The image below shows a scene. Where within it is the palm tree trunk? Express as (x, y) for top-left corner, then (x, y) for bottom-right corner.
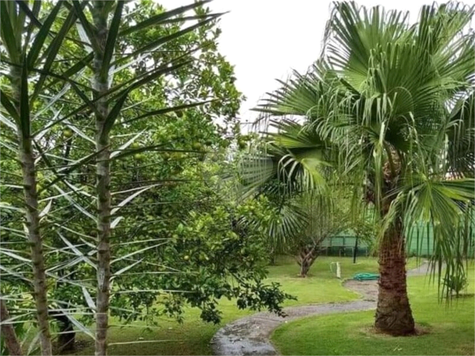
(91, 3), (111, 355)
(12, 65), (52, 356)
(299, 259), (311, 277)
(269, 247), (276, 265)
(1, 298), (23, 356)
(375, 219), (415, 335)
(297, 246), (318, 277)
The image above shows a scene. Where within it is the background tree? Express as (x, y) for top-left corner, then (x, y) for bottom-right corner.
(293, 193), (349, 277)
(245, 189), (351, 277)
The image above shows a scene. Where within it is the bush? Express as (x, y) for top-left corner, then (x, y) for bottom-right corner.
(443, 274), (468, 298)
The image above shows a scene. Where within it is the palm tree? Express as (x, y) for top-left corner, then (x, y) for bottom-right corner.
(291, 192), (350, 277)
(247, 2), (474, 336)
(0, 2), (76, 353)
(244, 188), (351, 277)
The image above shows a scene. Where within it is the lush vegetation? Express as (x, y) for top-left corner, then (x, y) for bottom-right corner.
(273, 272), (475, 355)
(0, 0), (474, 355)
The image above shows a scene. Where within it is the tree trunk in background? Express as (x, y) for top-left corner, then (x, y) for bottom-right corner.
(297, 246), (318, 277)
(1, 298), (23, 356)
(52, 312), (75, 353)
(91, 2), (111, 355)
(375, 219), (415, 335)
(12, 64), (52, 356)
(353, 237), (358, 264)
(269, 247), (276, 265)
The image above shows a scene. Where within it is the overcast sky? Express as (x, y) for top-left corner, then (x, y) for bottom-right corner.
(160, 0), (463, 125)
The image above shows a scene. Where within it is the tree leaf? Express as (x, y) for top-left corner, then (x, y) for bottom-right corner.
(119, 0), (212, 36)
(0, 112), (17, 131)
(0, 1), (20, 63)
(110, 242), (169, 265)
(82, 286), (96, 311)
(112, 258), (143, 277)
(100, 0), (124, 80)
(100, 88), (130, 140)
(110, 131), (143, 158)
(26, 1), (63, 68)
(0, 90), (20, 125)
(31, 6), (78, 102)
(110, 185), (157, 215)
(15, 0), (42, 28)
(123, 100), (213, 124)
(114, 15), (221, 65)
(71, 1), (102, 53)
(18, 57), (30, 138)
(38, 200), (52, 218)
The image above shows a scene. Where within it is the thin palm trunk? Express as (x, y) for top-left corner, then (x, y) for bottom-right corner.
(1, 298), (23, 356)
(91, 3), (111, 355)
(12, 65), (52, 356)
(375, 217), (415, 335)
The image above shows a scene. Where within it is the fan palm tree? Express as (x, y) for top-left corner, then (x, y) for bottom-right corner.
(244, 187), (352, 277)
(247, 2), (474, 336)
(290, 192), (351, 277)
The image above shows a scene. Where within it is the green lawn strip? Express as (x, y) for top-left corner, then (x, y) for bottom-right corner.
(71, 300), (251, 355)
(272, 273), (475, 356)
(56, 256), (422, 355)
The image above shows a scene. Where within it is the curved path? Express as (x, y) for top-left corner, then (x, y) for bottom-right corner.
(211, 262), (431, 356)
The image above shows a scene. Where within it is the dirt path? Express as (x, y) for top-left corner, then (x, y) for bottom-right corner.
(211, 262), (431, 356)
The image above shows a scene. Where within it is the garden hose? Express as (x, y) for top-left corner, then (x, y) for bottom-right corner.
(353, 272), (379, 281)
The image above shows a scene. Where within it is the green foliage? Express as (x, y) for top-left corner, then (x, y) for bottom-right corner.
(443, 274), (468, 298)
(0, 322), (26, 356)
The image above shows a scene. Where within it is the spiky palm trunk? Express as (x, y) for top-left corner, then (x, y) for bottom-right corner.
(91, 3), (111, 355)
(11, 65), (52, 356)
(1, 298), (23, 356)
(375, 217), (415, 335)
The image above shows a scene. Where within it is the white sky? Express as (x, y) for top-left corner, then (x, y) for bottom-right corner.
(160, 0), (469, 126)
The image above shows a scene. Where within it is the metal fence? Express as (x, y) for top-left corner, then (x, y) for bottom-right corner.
(323, 224), (474, 258)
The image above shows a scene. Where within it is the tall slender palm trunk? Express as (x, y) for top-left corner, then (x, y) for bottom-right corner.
(12, 65), (52, 356)
(91, 3), (111, 355)
(1, 298), (23, 356)
(375, 217), (415, 335)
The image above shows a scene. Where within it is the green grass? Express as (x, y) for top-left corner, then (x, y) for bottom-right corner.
(67, 256), (388, 355)
(272, 270), (475, 356)
(267, 255), (419, 306)
(34, 256), (422, 355)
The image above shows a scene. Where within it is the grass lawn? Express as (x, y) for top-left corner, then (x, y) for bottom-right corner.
(66, 256), (397, 355)
(272, 270), (475, 356)
(21, 256), (422, 355)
